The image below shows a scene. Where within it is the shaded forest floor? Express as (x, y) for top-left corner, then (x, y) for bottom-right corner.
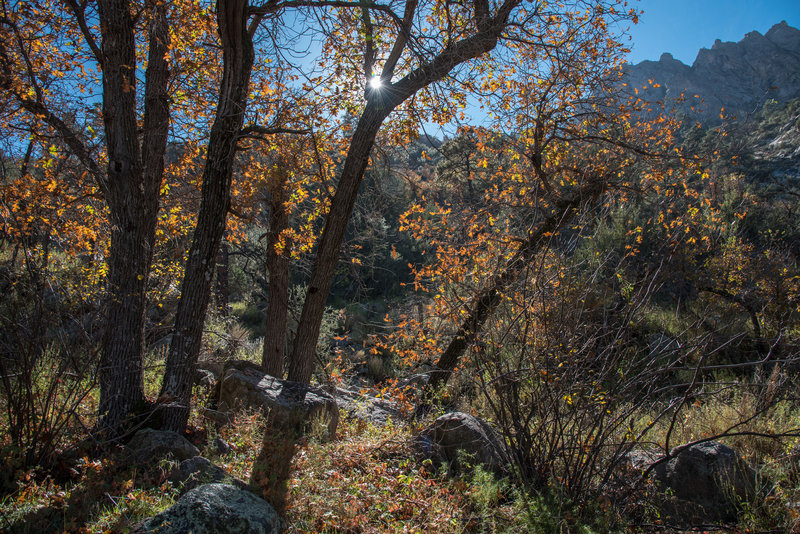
(2, 360), (800, 533)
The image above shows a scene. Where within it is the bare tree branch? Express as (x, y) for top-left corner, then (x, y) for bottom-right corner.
(62, 0), (104, 66)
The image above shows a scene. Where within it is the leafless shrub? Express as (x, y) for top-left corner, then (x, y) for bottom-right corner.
(0, 263), (99, 486)
(467, 243), (800, 507)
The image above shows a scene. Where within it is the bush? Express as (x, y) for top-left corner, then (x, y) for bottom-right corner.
(0, 265), (98, 488)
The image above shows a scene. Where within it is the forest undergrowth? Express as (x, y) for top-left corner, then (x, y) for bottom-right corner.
(2, 336), (800, 533)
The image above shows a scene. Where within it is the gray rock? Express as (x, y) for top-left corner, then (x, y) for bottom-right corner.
(416, 412), (509, 473)
(135, 483), (280, 534)
(212, 437), (231, 455)
(197, 358), (224, 380)
(621, 448), (665, 471)
(216, 360), (339, 440)
(127, 428), (200, 464)
(170, 456), (246, 494)
(195, 368), (217, 388)
(334, 387), (400, 426)
(653, 441), (759, 521)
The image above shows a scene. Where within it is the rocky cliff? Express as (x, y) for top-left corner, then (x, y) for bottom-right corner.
(622, 21), (800, 121)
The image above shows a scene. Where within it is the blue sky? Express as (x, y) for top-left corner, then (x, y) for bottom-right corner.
(625, 0), (800, 65)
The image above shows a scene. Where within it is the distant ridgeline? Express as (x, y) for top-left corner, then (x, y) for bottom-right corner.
(621, 21), (800, 123)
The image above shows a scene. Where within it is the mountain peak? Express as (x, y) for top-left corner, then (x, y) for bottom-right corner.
(623, 22), (800, 122)
(765, 20), (800, 50)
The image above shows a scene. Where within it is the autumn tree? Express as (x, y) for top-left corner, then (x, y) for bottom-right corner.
(264, 0), (642, 384)
(0, 0), (174, 433)
(157, 0), (257, 431)
(380, 41), (699, 403)
(255, 133), (333, 376)
(157, 0), (331, 429)
(0, 0), (279, 435)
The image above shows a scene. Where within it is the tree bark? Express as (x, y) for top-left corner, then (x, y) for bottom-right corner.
(288, 103), (388, 383)
(215, 239), (230, 316)
(160, 0), (255, 433)
(97, 0), (170, 435)
(262, 167), (291, 377)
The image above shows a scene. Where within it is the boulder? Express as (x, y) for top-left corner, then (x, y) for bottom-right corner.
(334, 387), (400, 426)
(127, 428), (199, 464)
(216, 360), (339, 440)
(169, 456), (246, 494)
(652, 441), (759, 521)
(212, 437), (232, 455)
(134, 483), (280, 534)
(197, 358), (225, 380)
(195, 368), (217, 388)
(622, 448), (665, 471)
(416, 412), (508, 473)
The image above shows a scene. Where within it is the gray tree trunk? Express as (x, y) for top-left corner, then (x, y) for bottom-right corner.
(262, 168), (291, 377)
(97, 0), (170, 434)
(160, 0), (255, 433)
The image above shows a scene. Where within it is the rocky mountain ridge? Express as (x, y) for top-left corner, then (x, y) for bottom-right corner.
(623, 21), (800, 121)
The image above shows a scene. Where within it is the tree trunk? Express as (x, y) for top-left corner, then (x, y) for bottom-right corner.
(288, 103), (388, 383)
(97, 0), (170, 435)
(215, 239), (230, 316)
(262, 167), (291, 377)
(160, 0), (254, 433)
(420, 181), (606, 404)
